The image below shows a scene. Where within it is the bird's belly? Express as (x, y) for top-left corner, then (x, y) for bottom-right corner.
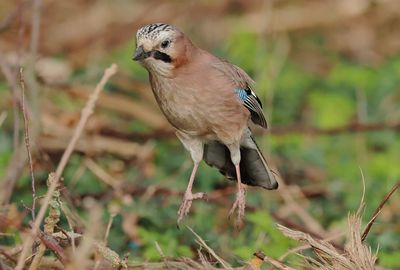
(160, 99), (245, 144)
(151, 78), (248, 143)
(160, 101), (210, 136)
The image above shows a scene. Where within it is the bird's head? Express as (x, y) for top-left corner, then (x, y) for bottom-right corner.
(133, 23), (192, 77)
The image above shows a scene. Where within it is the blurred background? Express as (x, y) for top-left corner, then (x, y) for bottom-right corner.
(0, 0), (400, 269)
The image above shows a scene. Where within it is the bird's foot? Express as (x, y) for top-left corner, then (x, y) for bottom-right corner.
(228, 186), (246, 228)
(177, 191), (205, 224)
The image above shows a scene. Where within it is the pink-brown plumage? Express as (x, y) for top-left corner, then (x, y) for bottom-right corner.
(146, 35), (249, 142)
(133, 23), (277, 226)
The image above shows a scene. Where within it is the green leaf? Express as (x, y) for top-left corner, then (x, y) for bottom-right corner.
(309, 91), (355, 128)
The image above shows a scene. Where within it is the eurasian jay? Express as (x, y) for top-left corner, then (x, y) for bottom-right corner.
(132, 23), (278, 225)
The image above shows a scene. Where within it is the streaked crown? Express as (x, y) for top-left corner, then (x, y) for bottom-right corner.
(133, 23), (191, 76)
(136, 23), (176, 41)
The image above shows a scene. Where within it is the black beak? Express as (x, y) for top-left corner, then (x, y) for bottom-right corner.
(132, 45), (148, 61)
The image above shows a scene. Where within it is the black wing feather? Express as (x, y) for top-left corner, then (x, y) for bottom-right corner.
(238, 88), (268, 128)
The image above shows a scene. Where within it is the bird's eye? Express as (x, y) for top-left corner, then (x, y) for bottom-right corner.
(161, 40), (170, 49)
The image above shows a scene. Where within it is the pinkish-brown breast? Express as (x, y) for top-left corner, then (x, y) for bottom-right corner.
(150, 48), (250, 144)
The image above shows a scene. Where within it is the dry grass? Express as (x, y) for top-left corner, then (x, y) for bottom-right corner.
(277, 208), (376, 270)
(136, 206), (379, 270)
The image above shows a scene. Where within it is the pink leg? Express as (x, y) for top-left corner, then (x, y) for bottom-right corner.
(228, 164), (246, 227)
(177, 163), (205, 223)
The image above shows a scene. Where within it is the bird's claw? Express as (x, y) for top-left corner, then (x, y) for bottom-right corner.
(228, 187), (246, 228)
(177, 192), (205, 224)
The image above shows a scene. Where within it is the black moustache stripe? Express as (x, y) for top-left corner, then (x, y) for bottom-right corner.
(152, 50), (172, 63)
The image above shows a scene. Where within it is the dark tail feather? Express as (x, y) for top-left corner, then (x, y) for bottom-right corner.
(203, 139), (278, 190)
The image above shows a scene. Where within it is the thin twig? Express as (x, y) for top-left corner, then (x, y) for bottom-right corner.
(25, 0), (41, 143)
(155, 242), (171, 270)
(359, 167), (366, 209)
(15, 0), (28, 150)
(361, 179), (400, 242)
(187, 226), (232, 269)
(254, 251), (296, 270)
(19, 67), (36, 221)
(60, 206), (77, 254)
(103, 214), (115, 245)
(15, 64), (117, 270)
(84, 158), (121, 190)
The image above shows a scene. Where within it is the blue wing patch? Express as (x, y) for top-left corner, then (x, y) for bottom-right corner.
(235, 88), (268, 128)
(235, 89), (248, 102)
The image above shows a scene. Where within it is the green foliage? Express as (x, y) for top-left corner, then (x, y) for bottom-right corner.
(64, 156), (105, 195)
(273, 63), (315, 124)
(241, 211), (296, 258)
(110, 43), (148, 80)
(137, 227), (192, 261)
(224, 30), (259, 74)
(328, 62), (378, 91)
(308, 91), (355, 128)
(379, 250), (400, 268)
(0, 152), (11, 179)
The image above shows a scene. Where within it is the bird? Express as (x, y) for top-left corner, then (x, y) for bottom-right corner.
(132, 23), (278, 225)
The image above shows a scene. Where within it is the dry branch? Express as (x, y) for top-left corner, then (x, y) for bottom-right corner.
(188, 227), (232, 269)
(361, 179), (400, 242)
(40, 134), (150, 159)
(84, 158), (121, 191)
(19, 68), (37, 221)
(15, 64), (117, 270)
(253, 251), (295, 270)
(65, 85), (168, 129)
